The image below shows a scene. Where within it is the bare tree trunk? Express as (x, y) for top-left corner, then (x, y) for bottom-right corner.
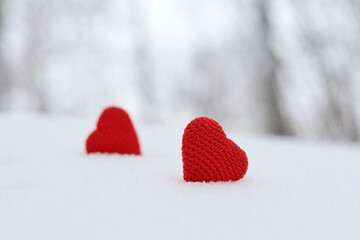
(257, 0), (292, 135)
(0, 0), (11, 110)
(23, 0), (49, 112)
(128, 0), (158, 122)
(304, 34), (359, 141)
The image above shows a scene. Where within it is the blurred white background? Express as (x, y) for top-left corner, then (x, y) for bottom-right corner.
(0, 0), (359, 142)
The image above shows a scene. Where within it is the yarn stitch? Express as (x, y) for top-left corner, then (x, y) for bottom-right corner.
(86, 106), (141, 155)
(182, 117), (248, 182)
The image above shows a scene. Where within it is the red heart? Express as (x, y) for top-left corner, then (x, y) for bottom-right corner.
(86, 107), (141, 155)
(182, 117), (248, 182)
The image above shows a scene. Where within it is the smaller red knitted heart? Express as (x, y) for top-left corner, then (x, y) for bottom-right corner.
(182, 117), (248, 182)
(86, 106), (141, 155)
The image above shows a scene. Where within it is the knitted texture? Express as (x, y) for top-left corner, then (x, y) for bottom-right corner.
(86, 106), (141, 155)
(182, 117), (248, 182)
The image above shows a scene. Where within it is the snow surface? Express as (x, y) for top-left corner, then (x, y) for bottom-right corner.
(1, 114), (360, 240)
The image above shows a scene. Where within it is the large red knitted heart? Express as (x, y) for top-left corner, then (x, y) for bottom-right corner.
(182, 117), (248, 182)
(86, 107), (141, 155)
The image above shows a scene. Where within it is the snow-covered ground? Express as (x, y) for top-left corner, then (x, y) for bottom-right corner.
(1, 114), (360, 240)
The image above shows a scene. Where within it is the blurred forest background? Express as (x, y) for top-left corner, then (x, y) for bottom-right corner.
(0, 0), (359, 142)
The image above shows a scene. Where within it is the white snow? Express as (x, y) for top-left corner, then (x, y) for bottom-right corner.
(0, 114), (360, 240)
